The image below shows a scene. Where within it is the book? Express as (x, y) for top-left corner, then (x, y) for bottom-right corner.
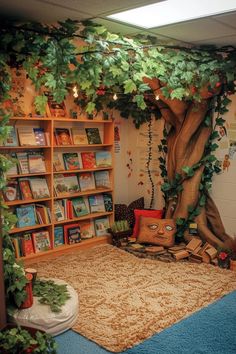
(94, 170), (111, 189)
(32, 230), (51, 253)
(63, 152), (81, 170)
(85, 128), (102, 144)
(6, 153), (18, 176)
(12, 238), (21, 258)
(95, 151), (112, 167)
(21, 233), (34, 256)
(103, 193), (113, 212)
(72, 197), (89, 217)
(16, 205), (37, 228)
(71, 125), (88, 145)
(16, 152), (29, 174)
(28, 152), (46, 173)
(54, 226), (64, 247)
(46, 93), (67, 117)
(54, 128), (72, 145)
(54, 174), (67, 196)
(35, 204), (50, 224)
(81, 152), (96, 169)
(17, 126), (37, 146)
(53, 201), (65, 221)
(64, 223), (81, 244)
(3, 179), (19, 202)
(88, 194), (105, 213)
(79, 220), (95, 239)
(4, 126), (18, 146)
(29, 177), (50, 199)
(33, 128), (46, 146)
(94, 216), (110, 236)
(63, 174), (80, 194)
(78, 172), (95, 191)
(18, 178), (33, 200)
(53, 152), (65, 171)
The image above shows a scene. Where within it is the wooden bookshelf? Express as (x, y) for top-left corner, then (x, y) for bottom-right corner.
(1, 114), (114, 260)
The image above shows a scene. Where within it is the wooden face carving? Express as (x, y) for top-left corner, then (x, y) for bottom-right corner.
(137, 217), (176, 247)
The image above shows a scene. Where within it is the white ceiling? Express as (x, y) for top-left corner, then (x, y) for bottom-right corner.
(1, 0), (236, 47)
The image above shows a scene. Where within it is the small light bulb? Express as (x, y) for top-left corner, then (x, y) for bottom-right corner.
(73, 85), (78, 98)
(113, 93), (118, 101)
(155, 94), (160, 101)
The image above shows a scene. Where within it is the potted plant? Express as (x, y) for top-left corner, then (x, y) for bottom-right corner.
(227, 237), (236, 271)
(0, 325), (57, 354)
(109, 220), (133, 247)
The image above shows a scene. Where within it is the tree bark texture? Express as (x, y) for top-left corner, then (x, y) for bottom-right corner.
(146, 78), (231, 248)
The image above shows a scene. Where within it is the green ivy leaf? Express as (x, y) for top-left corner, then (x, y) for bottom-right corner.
(34, 95), (48, 115)
(124, 79), (137, 93)
(182, 166), (194, 177)
(86, 102), (96, 114)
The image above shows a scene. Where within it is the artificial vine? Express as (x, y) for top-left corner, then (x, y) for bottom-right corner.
(33, 279), (71, 313)
(146, 118), (155, 209)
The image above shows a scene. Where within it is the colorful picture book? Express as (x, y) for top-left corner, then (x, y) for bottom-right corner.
(63, 152), (81, 170)
(16, 205), (37, 228)
(54, 226), (64, 247)
(17, 127), (37, 146)
(32, 230), (51, 253)
(88, 194), (105, 213)
(81, 152), (96, 169)
(29, 177), (50, 199)
(4, 126), (18, 146)
(78, 172), (95, 191)
(94, 216), (110, 236)
(28, 152), (46, 173)
(53, 201), (65, 221)
(64, 223), (81, 244)
(94, 170), (110, 189)
(53, 153), (65, 172)
(54, 173), (79, 196)
(21, 233), (34, 256)
(85, 128), (102, 144)
(103, 193), (113, 212)
(79, 220), (95, 239)
(3, 179), (19, 202)
(54, 128), (72, 145)
(16, 152), (30, 174)
(18, 178), (33, 200)
(71, 125), (88, 145)
(95, 151), (112, 167)
(72, 197), (89, 217)
(33, 128), (46, 146)
(46, 93), (67, 117)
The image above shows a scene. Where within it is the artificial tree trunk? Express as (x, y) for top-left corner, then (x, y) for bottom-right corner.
(145, 78), (231, 249)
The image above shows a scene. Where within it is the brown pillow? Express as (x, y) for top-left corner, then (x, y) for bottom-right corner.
(137, 216), (176, 247)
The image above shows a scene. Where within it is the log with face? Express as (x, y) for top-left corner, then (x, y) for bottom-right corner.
(137, 217), (176, 247)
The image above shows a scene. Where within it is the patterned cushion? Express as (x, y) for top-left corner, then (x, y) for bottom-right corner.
(133, 209), (164, 238)
(114, 197), (144, 229)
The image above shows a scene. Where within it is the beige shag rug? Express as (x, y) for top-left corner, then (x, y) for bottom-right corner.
(31, 244), (236, 352)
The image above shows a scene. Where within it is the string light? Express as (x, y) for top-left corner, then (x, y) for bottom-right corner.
(113, 93), (118, 101)
(73, 85), (78, 98)
(155, 94), (160, 101)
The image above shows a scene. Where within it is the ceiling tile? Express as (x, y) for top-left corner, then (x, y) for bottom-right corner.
(214, 12), (236, 29)
(192, 35), (236, 47)
(150, 18), (236, 43)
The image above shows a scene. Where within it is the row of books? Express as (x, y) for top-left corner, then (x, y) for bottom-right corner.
(54, 127), (102, 146)
(12, 230), (51, 257)
(54, 193), (113, 221)
(15, 204), (51, 228)
(53, 150), (112, 171)
(2, 126), (49, 147)
(3, 177), (50, 202)
(5, 151), (46, 175)
(12, 216), (110, 258)
(54, 171), (110, 197)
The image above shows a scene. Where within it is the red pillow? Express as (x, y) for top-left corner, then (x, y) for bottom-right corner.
(133, 209), (163, 238)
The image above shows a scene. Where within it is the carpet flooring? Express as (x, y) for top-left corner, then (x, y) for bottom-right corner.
(31, 244), (236, 352)
(55, 290), (236, 354)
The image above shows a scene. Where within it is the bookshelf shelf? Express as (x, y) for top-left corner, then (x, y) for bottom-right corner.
(54, 211), (113, 225)
(53, 188), (112, 200)
(9, 223), (52, 234)
(6, 197), (51, 206)
(53, 167), (112, 174)
(1, 111), (114, 260)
